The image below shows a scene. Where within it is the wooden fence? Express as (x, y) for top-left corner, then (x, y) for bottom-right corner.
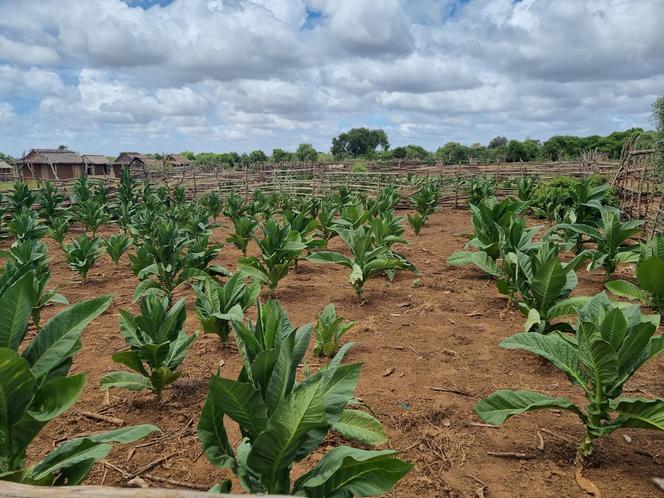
(6, 156), (664, 235)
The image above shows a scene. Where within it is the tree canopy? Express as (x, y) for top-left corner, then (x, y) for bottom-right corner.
(331, 128), (389, 158)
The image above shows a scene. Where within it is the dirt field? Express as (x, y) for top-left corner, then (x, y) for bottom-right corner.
(17, 209), (664, 497)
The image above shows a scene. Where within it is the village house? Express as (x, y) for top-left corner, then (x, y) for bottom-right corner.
(113, 152), (162, 177)
(82, 154), (112, 176)
(165, 154), (191, 169)
(0, 159), (15, 180)
(18, 148), (85, 180)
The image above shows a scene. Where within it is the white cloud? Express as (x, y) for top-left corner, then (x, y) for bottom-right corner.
(0, 0), (661, 155)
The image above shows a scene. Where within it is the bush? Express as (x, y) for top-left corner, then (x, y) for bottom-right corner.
(529, 175), (617, 220)
(351, 161), (367, 173)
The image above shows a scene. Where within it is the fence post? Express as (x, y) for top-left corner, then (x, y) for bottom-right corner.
(244, 166), (249, 200)
(454, 164), (460, 209)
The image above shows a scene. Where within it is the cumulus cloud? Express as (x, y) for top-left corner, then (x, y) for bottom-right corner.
(0, 0), (661, 155)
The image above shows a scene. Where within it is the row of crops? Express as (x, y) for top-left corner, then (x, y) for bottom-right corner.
(0, 170), (446, 495)
(448, 181), (664, 465)
(1, 169), (661, 494)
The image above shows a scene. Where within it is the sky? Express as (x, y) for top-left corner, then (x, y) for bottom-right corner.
(0, 0), (662, 157)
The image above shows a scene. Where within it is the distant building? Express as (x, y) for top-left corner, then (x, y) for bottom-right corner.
(19, 149), (85, 179)
(165, 154), (191, 169)
(0, 159), (15, 180)
(113, 152), (162, 177)
(82, 154), (112, 176)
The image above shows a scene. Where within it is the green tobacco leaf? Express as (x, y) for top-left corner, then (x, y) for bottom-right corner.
(447, 251), (475, 266)
(28, 373), (85, 421)
(470, 252), (502, 277)
(29, 439), (112, 483)
(208, 376), (268, 439)
(292, 446), (412, 498)
(23, 295), (112, 379)
(637, 256), (664, 294)
(0, 272), (34, 351)
(132, 279), (161, 302)
(198, 390), (235, 469)
(100, 371), (152, 391)
(306, 251), (353, 267)
(531, 257), (567, 311)
(500, 333), (587, 389)
(612, 398), (664, 431)
(547, 296), (591, 319)
(0, 348), (35, 439)
(247, 378), (328, 492)
(86, 424), (160, 444)
(606, 280), (646, 301)
(331, 409), (387, 445)
(475, 389), (583, 426)
(577, 322), (619, 389)
(523, 308), (541, 333)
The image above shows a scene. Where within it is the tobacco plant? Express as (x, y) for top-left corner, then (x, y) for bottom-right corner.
(0, 285), (158, 485)
(238, 219), (306, 294)
(515, 244), (589, 333)
(226, 215), (258, 255)
(7, 181), (35, 213)
(7, 209), (49, 241)
(554, 207), (641, 277)
(105, 233), (132, 270)
(74, 200), (110, 236)
(48, 216), (70, 247)
(101, 296), (196, 400)
(307, 225), (413, 298)
(63, 234), (104, 284)
(476, 293), (664, 462)
(407, 180), (440, 235)
(606, 254), (664, 312)
(194, 273), (260, 344)
(198, 301), (410, 495)
(38, 181), (66, 223)
(313, 303), (355, 357)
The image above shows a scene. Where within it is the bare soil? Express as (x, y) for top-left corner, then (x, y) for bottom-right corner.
(14, 209), (664, 497)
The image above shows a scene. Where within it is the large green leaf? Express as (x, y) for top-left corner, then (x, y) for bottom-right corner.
(475, 389), (583, 426)
(637, 256), (664, 294)
(85, 424), (160, 444)
(247, 378), (328, 493)
(208, 376), (268, 439)
(306, 251), (353, 267)
(577, 322), (619, 390)
(23, 295), (112, 379)
(470, 251), (502, 277)
(0, 272), (34, 351)
(29, 439), (111, 483)
(547, 296), (591, 319)
(0, 348), (35, 458)
(198, 391), (235, 469)
(331, 409), (387, 445)
(500, 333), (587, 389)
(606, 280), (646, 301)
(531, 257), (567, 311)
(447, 251), (476, 267)
(28, 373), (85, 422)
(100, 371), (152, 391)
(612, 398), (664, 431)
(598, 308), (627, 350)
(292, 446), (412, 498)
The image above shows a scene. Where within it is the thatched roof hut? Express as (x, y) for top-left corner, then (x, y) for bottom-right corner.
(19, 149), (84, 179)
(82, 154), (111, 176)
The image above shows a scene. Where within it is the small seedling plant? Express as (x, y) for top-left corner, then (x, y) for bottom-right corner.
(63, 234), (104, 284)
(515, 244), (589, 333)
(606, 254), (664, 312)
(475, 293), (664, 462)
(307, 225), (413, 299)
(101, 296), (197, 400)
(105, 233), (132, 270)
(194, 273), (260, 344)
(313, 303), (355, 357)
(48, 216), (70, 247)
(74, 200), (110, 236)
(198, 300), (411, 495)
(226, 215), (259, 255)
(554, 207), (642, 278)
(38, 181), (66, 223)
(7, 181), (36, 213)
(407, 180), (440, 235)
(237, 219), (307, 295)
(7, 209), (49, 241)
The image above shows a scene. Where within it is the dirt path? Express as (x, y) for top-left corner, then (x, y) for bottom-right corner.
(19, 209), (664, 497)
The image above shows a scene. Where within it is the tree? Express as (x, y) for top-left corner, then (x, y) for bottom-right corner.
(331, 128), (389, 158)
(272, 148), (292, 163)
(248, 150), (267, 163)
(296, 143), (319, 162)
(488, 136), (508, 148)
(435, 142), (469, 165)
(57, 144), (68, 150)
